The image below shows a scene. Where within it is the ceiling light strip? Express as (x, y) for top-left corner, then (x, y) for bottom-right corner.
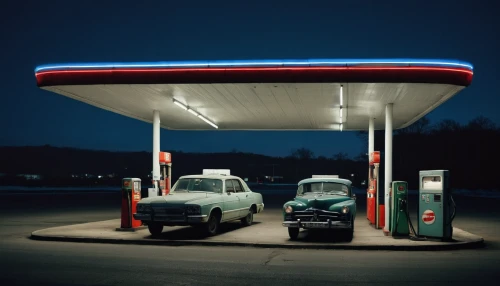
(187, 108), (199, 116)
(173, 98), (218, 129)
(339, 85), (345, 129)
(198, 115), (218, 129)
(173, 100), (187, 110)
(340, 85), (343, 107)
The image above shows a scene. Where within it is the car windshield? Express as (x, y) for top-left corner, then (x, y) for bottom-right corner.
(172, 178), (223, 193)
(297, 182), (348, 196)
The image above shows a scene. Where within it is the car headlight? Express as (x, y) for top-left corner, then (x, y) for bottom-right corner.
(342, 206), (350, 214)
(285, 205), (293, 213)
(137, 204), (152, 213)
(186, 205), (201, 215)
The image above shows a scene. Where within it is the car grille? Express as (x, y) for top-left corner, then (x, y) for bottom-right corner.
(152, 207), (185, 215)
(290, 208), (345, 222)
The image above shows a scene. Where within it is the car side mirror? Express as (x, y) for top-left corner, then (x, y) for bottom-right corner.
(352, 194), (356, 200)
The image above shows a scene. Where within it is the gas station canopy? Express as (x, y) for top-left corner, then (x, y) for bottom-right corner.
(35, 59), (473, 131)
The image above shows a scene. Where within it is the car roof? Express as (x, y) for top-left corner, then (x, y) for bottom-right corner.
(298, 177), (352, 186)
(179, 174), (242, 180)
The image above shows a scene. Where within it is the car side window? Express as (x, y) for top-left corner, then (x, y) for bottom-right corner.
(232, 180), (244, 193)
(212, 180), (223, 193)
(297, 185), (304, 195)
(225, 180), (235, 193)
(342, 185), (349, 194)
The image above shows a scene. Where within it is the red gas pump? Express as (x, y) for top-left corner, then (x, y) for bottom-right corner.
(367, 151), (380, 227)
(159, 152), (172, 196)
(120, 178), (142, 228)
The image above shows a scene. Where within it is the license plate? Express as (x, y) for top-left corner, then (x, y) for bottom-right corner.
(304, 222), (327, 228)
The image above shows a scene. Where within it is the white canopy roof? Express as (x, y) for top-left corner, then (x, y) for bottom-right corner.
(35, 59), (473, 131)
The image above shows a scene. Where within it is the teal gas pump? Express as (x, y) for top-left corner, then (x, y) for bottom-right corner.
(389, 181), (409, 237)
(418, 170), (456, 241)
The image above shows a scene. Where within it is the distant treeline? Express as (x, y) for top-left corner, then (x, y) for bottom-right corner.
(357, 116), (499, 190)
(0, 146), (367, 188)
(0, 116), (498, 190)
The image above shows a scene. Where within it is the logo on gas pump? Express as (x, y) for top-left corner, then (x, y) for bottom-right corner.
(421, 209), (436, 225)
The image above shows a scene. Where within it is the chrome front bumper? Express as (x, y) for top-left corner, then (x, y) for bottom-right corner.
(133, 213), (209, 223)
(133, 213), (152, 221)
(282, 219), (351, 229)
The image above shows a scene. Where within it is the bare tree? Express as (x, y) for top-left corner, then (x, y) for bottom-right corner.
(332, 152), (349, 161)
(432, 119), (462, 133)
(354, 152), (368, 162)
(396, 116), (431, 135)
(467, 116), (496, 130)
(290, 148), (315, 160)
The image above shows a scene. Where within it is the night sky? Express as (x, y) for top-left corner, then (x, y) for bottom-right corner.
(1, 0), (497, 158)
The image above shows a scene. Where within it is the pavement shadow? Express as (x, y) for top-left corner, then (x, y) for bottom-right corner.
(294, 229), (354, 243)
(150, 221), (262, 240)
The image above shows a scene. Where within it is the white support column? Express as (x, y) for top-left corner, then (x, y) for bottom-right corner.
(368, 117), (374, 156)
(152, 110), (160, 190)
(384, 104), (393, 232)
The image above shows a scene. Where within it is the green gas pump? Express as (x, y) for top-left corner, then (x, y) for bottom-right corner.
(418, 170), (456, 241)
(390, 181), (409, 237)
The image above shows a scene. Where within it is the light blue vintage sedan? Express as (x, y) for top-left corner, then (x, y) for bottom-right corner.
(134, 174), (264, 236)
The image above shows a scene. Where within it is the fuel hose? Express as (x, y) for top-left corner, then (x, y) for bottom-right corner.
(404, 202), (426, 241)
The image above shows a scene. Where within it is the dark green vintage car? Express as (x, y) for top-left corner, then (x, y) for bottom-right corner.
(282, 177), (356, 241)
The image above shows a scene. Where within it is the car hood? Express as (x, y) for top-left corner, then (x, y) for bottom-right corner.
(163, 192), (214, 204)
(294, 193), (351, 209)
(140, 192), (214, 205)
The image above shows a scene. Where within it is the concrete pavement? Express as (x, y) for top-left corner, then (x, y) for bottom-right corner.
(30, 208), (484, 250)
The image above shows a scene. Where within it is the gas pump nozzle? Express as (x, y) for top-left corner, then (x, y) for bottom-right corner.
(399, 198), (407, 210)
(395, 198), (407, 236)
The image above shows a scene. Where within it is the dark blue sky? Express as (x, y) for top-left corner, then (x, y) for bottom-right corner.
(1, 0), (497, 158)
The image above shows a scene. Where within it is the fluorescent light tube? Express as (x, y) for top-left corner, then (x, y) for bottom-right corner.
(187, 108), (198, 116)
(198, 115), (218, 129)
(173, 99), (187, 110)
(173, 99), (217, 129)
(340, 85), (343, 107)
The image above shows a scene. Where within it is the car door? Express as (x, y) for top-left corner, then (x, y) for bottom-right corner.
(233, 179), (251, 217)
(222, 179), (240, 221)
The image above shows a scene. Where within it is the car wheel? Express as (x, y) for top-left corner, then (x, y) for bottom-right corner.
(345, 217), (354, 242)
(345, 228), (354, 242)
(148, 223), (163, 236)
(241, 208), (254, 226)
(288, 227), (300, 240)
(205, 212), (220, 236)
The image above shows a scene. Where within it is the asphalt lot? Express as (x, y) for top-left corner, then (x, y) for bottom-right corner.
(0, 190), (499, 285)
